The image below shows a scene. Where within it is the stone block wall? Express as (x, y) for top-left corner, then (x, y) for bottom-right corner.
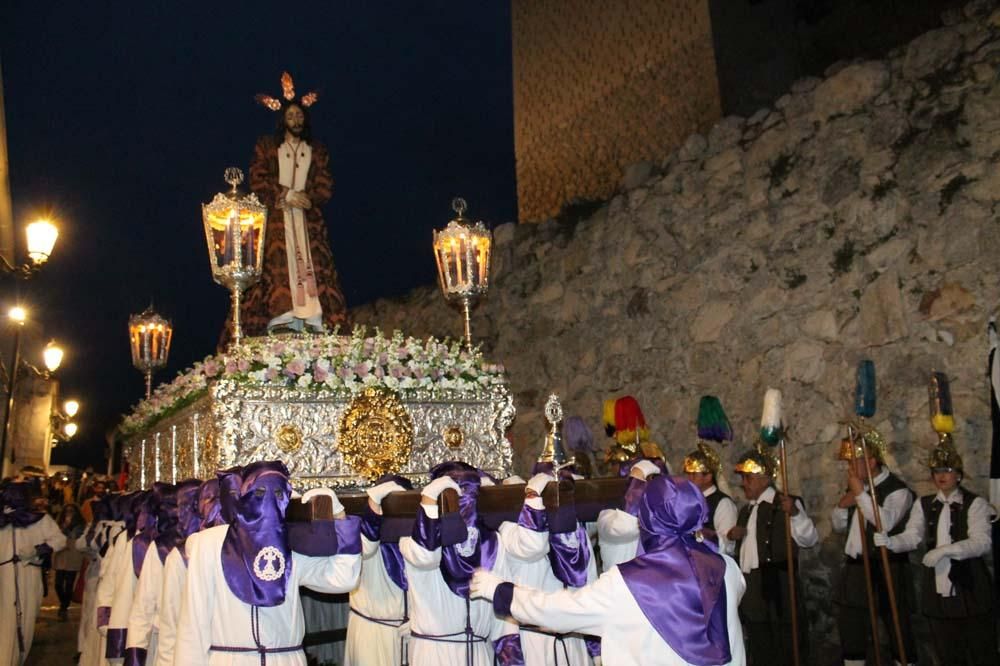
(511, 0), (721, 222)
(355, 3), (1000, 659)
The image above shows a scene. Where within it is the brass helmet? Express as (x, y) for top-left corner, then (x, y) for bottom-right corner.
(926, 434), (964, 472)
(684, 441), (722, 477)
(734, 448), (775, 478)
(836, 427), (887, 463)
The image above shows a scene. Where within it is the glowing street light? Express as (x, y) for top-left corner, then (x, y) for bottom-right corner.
(25, 220), (58, 265)
(2, 219), (59, 278)
(64, 422), (78, 438)
(43, 341), (64, 373)
(8, 306), (26, 324)
(63, 400), (80, 417)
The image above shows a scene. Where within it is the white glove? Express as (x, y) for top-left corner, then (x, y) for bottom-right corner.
(872, 531), (893, 549)
(302, 487), (345, 516)
(396, 620), (411, 639)
(631, 460), (661, 480)
(922, 545), (954, 568)
(502, 475), (526, 485)
(470, 568), (505, 601)
(421, 476), (462, 501)
(593, 657), (603, 666)
(527, 473), (555, 496)
(366, 481), (406, 506)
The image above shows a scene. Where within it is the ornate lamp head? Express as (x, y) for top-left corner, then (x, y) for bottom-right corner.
(433, 198), (492, 348)
(129, 304), (173, 398)
(202, 168), (268, 347)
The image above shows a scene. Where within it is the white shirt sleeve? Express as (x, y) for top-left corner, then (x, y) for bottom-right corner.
(126, 547), (162, 650)
(398, 506), (442, 570)
(889, 499), (926, 553)
(856, 487), (913, 533)
(947, 496), (993, 560)
(35, 514), (68, 554)
(713, 497), (738, 555)
(790, 500), (819, 548)
(509, 568), (617, 636)
(175, 533), (214, 665)
(498, 499), (550, 562)
(597, 509), (639, 542)
(296, 552), (362, 594)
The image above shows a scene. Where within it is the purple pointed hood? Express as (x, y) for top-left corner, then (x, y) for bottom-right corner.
(217, 466), (244, 524)
(0, 482), (44, 528)
(220, 461), (291, 607)
(428, 461), (498, 598)
(157, 480), (200, 562)
(618, 476), (730, 666)
(132, 486), (165, 576)
(197, 479), (224, 530)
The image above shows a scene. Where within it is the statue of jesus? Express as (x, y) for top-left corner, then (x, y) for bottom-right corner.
(234, 72), (349, 340)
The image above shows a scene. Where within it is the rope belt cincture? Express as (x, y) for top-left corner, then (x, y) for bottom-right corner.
(209, 605), (304, 665)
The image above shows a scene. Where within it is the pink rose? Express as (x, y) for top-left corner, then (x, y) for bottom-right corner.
(285, 359), (306, 376)
(237, 358), (250, 372)
(313, 365), (329, 383)
(265, 367), (279, 382)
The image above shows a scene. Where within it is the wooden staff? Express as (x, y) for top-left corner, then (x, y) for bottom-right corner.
(777, 438), (800, 666)
(858, 435), (908, 665)
(848, 426), (882, 666)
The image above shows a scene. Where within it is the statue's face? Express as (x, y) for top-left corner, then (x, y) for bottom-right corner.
(284, 105), (305, 137)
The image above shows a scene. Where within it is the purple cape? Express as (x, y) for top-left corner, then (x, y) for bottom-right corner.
(618, 476), (730, 666)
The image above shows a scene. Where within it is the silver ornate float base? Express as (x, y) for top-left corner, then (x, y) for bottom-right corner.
(124, 379), (515, 491)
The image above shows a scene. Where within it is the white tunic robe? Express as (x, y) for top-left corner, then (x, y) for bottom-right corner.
(154, 546), (187, 666)
(343, 536), (407, 666)
(175, 524), (361, 665)
(94, 523), (126, 666)
(76, 522), (110, 665)
(126, 545), (165, 661)
(397, 505), (529, 666)
(0, 515), (66, 666)
(498, 506), (596, 666)
(507, 557), (748, 666)
(107, 537), (140, 662)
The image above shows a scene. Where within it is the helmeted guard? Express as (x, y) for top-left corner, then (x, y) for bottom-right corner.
(876, 437), (998, 665)
(831, 430), (917, 666)
(730, 449), (817, 666)
(683, 396), (738, 553)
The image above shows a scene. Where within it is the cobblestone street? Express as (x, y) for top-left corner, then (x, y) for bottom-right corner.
(25, 593), (81, 664)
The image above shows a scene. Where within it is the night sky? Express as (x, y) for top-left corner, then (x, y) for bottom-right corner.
(1, 1), (516, 467)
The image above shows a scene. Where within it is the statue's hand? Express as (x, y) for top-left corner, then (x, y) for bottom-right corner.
(288, 191), (311, 209)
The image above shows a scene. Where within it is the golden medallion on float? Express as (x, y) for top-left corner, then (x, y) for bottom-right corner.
(443, 424), (464, 449)
(338, 386), (414, 482)
(274, 423), (303, 454)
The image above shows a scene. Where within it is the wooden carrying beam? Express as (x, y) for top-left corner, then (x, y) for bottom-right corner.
(287, 477), (630, 543)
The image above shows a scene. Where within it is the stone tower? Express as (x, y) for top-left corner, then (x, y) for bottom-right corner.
(511, 0), (722, 222)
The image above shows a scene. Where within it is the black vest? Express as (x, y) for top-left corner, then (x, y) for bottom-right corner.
(704, 488), (732, 530)
(736, 490), (801, 567)
(919, 489), (993, 618)
(846, 471), (912, 562)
